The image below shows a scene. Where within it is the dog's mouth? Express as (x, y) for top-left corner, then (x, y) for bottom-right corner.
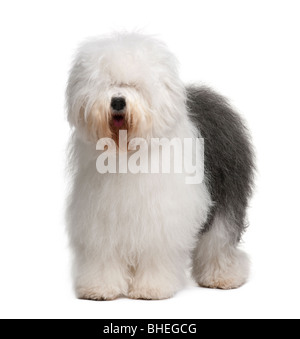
(112, 114), (125, 128)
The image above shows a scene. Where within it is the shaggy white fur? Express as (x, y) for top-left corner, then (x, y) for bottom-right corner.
(66, 32), (249, 300)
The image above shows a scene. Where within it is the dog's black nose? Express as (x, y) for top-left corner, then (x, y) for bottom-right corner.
(111, 97), (126, 111)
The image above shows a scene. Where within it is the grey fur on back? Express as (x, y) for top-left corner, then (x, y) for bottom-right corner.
(186, 86), (255, 243)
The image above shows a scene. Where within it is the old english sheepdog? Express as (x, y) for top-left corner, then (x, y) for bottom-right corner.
(66, 33), (254, 300)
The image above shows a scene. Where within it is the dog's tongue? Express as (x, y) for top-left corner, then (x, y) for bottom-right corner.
(113, 117), (124, 128)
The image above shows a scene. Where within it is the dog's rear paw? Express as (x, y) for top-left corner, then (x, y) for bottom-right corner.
(76, 286), (122, 301)
(197, 274), (246, 290)
(194, 249), (250, 290)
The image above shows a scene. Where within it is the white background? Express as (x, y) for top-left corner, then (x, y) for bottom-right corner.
(0, 0), (299, 319)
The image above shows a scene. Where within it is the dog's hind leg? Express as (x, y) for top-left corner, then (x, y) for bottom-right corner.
(192, 213), (250, 289)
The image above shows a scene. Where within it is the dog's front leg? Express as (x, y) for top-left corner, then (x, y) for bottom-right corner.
(128, 248), (188, 300)
(74, 250), (129, 301)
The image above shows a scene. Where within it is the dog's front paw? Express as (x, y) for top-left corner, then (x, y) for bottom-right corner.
(128, 281), (177, 300)
(76, 286), (122, 301)
(128, 287), (174, 300)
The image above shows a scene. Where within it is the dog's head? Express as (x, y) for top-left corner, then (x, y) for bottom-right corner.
(66, 33), (187, 144)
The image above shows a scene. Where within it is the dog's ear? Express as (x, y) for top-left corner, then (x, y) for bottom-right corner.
(66, 63), (90, 129)
(159, 75), (187, 112)
(67, 99), (83, 128)
(66, 67), (82, 128)
(66, 74), (95, 129)
(66, 55), (105, 132)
